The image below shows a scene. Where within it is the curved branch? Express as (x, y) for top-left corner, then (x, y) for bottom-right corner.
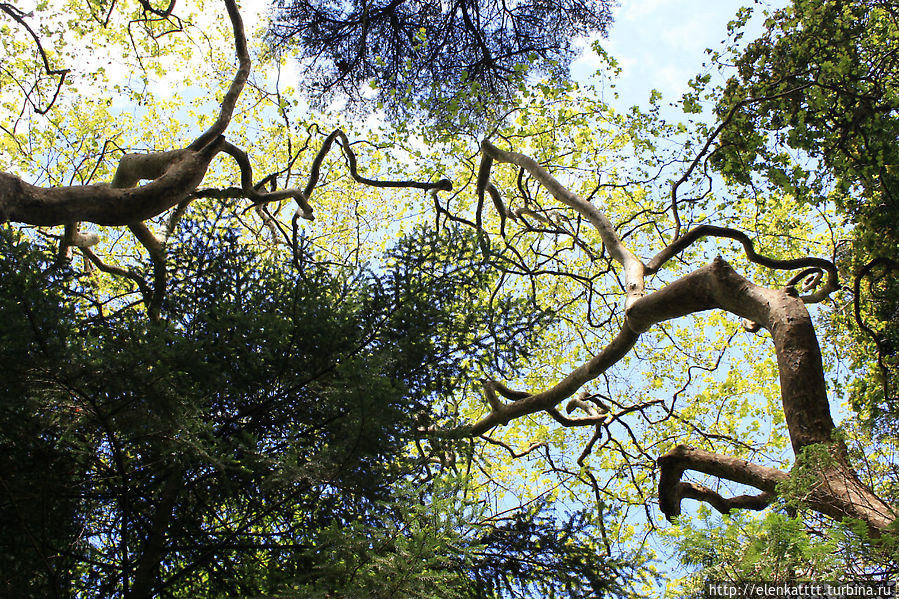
(219, 141), (314, 217)
(480, 435), (547, 458)
(679, 483), (774, 516)
(480, 139), (647, 307)
(469, 258), (837, 453)
(657, 444), (786, 520)
(53, 222), (99, 267)
(218, 130), (453, 222)
(646, 224), (839, 303)
(0, 138), (223, 226)
(657, 443), (895, 532)
(670, 83), (814, 239)
(293, 129), (455, 219)
(137, 0), (177, 18)
(80, 246), (151, 299)
(470, 325), (639, 436)
(334, 131), (452, 193)
(127, 222), (167, 322)
(0, 0), (248, 227)
(188, 0), (249, 151)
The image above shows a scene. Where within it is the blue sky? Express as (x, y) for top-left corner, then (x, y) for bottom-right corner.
(574, 0), (787, 112)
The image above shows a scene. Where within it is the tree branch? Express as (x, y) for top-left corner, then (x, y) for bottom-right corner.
(657, 444), (786, 520)
(669, 83), (814, 239)
(480, 139), (647, 307)
(0, 0), (244, 227)
(853, 257), (898, 402)
(646, 224), (839, 303)
(80, 246), (151, 299)
(480, 435), (547, 458)
(187, 0), (248, 151)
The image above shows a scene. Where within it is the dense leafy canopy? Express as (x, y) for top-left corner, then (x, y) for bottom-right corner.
(268, 0), (614, 126)
(711, 0), (899, 428)
(1, 0), (898, 596)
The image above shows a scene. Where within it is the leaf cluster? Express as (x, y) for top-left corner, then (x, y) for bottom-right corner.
(0, 220), (554, 597)
(267, 0), (614, 130)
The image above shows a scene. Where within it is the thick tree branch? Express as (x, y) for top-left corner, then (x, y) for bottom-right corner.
(0, 139), (223, 226)
(0, 0), (244, 227)
(461, 255), (894, 530)
(657, 444), (786, 520)
(469, 325), (638, 435)
(658, 443), (895, 532)
(546, 407), (608, 428)
(677, 483), (774, 517)
(52, 222), (100, 268)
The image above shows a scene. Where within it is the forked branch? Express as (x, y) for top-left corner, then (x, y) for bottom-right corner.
(480, 139), (647, 307)
(657, 444), (785, 520)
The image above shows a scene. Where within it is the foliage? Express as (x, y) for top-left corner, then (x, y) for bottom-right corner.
(1, 219), (650, 598)
(267, 0), (614, 128)
(471, 499), (652, 599)
(654, 0), (899, 586)
(665, 505), (899, 598)
(709, 0), (899, 429)
(666, 511), (842, 596)
(0, 228), (82, 597)
(288, 478), (476, 599)
(286, 478), (653, 599)
(0, 221), (538, 596)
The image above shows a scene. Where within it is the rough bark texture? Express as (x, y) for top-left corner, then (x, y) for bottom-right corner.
(0, 146), (218, 226)
(657, 445), (786, 518)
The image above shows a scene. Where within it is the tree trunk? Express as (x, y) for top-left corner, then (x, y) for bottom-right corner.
(652, 259), (894, 532)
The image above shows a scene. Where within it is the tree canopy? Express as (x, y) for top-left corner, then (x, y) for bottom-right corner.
(711, 0), (899, 430)
(268, 0), (614, 125)
(1, 0), (897, 596)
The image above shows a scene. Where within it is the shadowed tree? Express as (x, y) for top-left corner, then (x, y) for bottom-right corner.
(268, 0), (615, 126)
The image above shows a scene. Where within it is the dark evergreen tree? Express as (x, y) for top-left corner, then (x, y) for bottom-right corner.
(268, 0), (614, 126)
(1, 220), (648, 598)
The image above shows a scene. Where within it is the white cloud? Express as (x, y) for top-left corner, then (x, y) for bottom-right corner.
(573, 0), (787, 110)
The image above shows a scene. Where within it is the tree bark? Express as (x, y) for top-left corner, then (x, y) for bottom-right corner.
(0, 140), (223, 227)
(462, 255), (895, 531)
(128, 470), (182, 599)
(649, 260), (895, 532)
